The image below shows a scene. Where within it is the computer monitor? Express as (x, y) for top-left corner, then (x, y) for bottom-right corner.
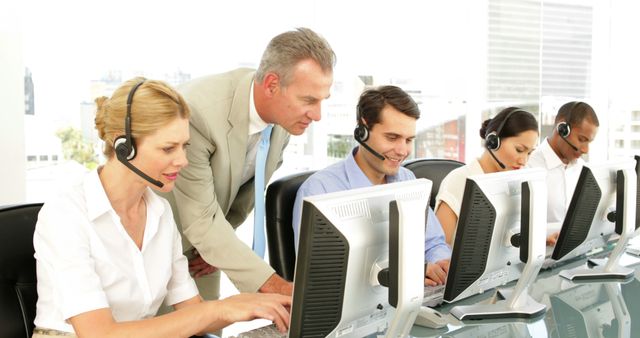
(551, 159), (637, 281)
(549, 282), (630, 338)
(443, 168), (548, 320)
(290, 179), (431, 338)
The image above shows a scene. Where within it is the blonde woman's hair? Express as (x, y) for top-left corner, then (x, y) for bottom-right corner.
(94, 77), (190, 158)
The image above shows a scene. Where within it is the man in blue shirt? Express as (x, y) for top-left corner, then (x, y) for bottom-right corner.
(292, 85), (451, 286)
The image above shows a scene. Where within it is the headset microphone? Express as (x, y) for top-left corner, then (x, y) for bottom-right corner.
(117, 153), (165, 188)
(559, 133), (579, 152)
(114, 80), (165, 188)
(487, 148), (506, 169)
(354, 124), (385, 161)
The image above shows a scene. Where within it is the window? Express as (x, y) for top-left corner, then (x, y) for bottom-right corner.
(327, 134), (356, 159)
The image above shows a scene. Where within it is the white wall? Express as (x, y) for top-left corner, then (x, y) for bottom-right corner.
(0, 4), (26, 204)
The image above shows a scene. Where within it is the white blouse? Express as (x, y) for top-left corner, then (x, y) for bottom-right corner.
(33, 170), (198, 333)
(435, 158), (484, 217)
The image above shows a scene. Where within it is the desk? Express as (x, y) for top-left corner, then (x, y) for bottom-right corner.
(410, 251), (640, 338)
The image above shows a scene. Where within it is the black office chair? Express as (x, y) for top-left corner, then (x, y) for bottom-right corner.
(403, 158), (464, 209)
(0, 203), (43, 338)
(265, 171), (315, 281)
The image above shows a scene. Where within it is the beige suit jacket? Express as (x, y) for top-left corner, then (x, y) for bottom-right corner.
(161, 68), (290, 292)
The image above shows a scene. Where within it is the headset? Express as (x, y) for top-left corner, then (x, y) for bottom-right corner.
(556, 101), (580, 152)
(113, 80), (164, 188)
(484, 108), (523, 170)
(353, 107), (385, 161)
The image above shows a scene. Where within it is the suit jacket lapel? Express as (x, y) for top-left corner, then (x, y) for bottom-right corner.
(226, 71), (255, 203)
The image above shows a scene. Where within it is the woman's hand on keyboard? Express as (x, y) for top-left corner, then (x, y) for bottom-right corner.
(219, 293), (292, 333)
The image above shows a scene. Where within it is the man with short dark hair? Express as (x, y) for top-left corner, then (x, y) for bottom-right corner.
(527, 101), (600, 245)
(292, 85), (451, 286)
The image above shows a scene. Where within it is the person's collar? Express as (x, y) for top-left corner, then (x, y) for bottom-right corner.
(248, 81), (269, 135)
(85, 169), (112, 221)
(84, 169), (165, 222)
(143, 187), (165, 219)
(541, 137), (576, 169)
(346, 147), (400, 187)
(471, 158), (485, 173)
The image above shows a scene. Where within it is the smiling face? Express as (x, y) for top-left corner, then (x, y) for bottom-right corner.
(267, 59), (333, 135)
(354, 105), (416, 184)
(492, 130), (539, 171)
(129, 117), (190, 193)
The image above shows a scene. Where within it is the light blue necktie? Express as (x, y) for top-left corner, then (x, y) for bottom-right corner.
(253, 124), (273, 258)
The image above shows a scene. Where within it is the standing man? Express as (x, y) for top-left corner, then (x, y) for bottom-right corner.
(292, 86), (452, 286)
(162, 28), (335, 303)
(527, 101), (599, 245)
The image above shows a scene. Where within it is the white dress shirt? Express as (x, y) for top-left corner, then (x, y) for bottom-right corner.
(435, 158), (484, 217)
(33, 170), (198, 333)
(527, 138), (584, 223)
(240, 81), (271, 186)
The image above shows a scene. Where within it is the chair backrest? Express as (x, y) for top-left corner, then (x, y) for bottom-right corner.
(403, 158), (464, 209)
(0, 203), (43, 338)
(265, 171), (315, 281)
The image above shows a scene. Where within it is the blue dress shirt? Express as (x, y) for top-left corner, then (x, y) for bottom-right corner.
(292, 148), (451, 263)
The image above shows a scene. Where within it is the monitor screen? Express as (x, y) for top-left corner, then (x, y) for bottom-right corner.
(290, 179), (430, 338)
(444, 168), (547, 304)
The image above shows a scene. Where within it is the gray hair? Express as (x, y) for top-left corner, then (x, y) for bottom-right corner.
(255, 27), (336, 87)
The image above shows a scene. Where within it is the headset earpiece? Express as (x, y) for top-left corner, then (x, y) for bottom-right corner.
(354, 123), (370, 143)
(557, 121), (571, 138)
(114, 135), (136, 161)
(555, 102), (580, 151)
(556, 101), (580, 139)
(484, 109), (522, 151)
(485, 131), (500, 150)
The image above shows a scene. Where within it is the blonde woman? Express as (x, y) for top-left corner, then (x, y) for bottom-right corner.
(32, 78), (290, 338)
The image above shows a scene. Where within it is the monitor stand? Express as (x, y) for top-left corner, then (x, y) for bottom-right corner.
(560, 236), (635, 281)
(449, 273), (546, 321)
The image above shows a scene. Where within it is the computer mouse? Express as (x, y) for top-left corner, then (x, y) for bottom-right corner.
(414, 306), (448, 329)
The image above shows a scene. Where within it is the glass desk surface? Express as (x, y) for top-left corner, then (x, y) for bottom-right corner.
(409, 249), (640, 338)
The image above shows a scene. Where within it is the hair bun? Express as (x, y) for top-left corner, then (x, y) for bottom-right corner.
(479, 118), (492, 139)
(94, 96), (109, 140)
